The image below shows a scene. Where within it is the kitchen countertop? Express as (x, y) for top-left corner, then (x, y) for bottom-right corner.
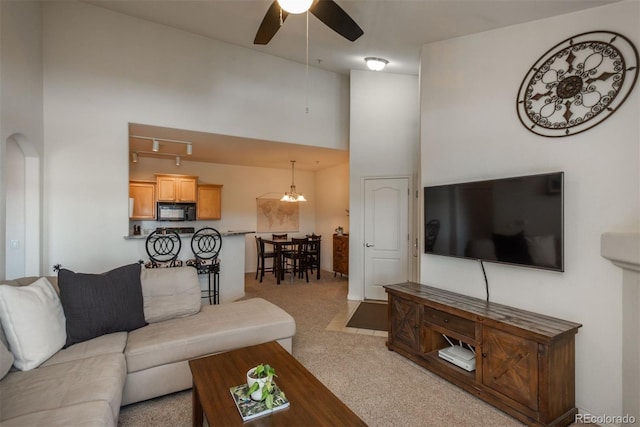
(124, 230), (255, 240)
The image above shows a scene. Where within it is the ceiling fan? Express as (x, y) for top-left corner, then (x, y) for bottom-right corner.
(254, 0), (364, 45)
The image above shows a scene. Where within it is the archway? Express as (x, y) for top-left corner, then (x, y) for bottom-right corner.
(4, 133), (40, 279)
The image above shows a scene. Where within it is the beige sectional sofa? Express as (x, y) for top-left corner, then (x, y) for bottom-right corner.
(0, 266), (296, 426)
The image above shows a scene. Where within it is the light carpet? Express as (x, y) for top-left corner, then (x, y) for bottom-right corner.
(118, 271), (526, 427)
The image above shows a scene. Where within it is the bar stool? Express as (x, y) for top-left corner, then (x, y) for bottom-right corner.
(145, 230), (183, 268)
(186, 227), (222, 304)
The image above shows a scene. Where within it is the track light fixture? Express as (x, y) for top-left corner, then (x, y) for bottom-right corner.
(175, 156), (181, 166)
(130, 135), (194, 156)
(131, 152), (138, 163)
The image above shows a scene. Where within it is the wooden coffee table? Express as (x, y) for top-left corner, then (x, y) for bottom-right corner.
(188, 341), (366, 426)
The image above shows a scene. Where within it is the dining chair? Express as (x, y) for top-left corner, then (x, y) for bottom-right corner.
(145, 230), (183, 268)
(255, 236), (276, 282)
(186, 227), (222, 304)
(283, 237), (310, 282)
(272, 233), (288, 240)
(306, 234), (321, 279)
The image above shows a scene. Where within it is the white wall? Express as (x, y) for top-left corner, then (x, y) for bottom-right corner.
(420, 1), (639, 418)
(315, 163), (350, 272)
(40, 1), (349, 274)
(1, 1), (44, 280)
(349, 70), (420, 300)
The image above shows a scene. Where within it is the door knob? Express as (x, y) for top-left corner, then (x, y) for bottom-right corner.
(365, 243), (374, 247)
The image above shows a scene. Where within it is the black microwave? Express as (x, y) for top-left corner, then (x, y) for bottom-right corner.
(157, 203), (196, 221)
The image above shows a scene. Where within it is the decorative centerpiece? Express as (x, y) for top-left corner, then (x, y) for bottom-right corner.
(230, 363), (289, 421)
(246, 364), (283, 408)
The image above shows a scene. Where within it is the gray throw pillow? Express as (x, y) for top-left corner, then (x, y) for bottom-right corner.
(58, 263), (147, 347)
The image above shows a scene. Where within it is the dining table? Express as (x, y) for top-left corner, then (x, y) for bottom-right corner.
(262, 237), (321, 284)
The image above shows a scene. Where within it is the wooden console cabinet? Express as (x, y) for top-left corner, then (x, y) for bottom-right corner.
(333, 234), (348, 276)
(384, 282), (582, 427)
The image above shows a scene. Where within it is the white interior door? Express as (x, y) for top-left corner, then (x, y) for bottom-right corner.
(364, 177), (409, 300)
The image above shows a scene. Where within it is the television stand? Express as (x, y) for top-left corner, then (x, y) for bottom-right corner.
(384, 282), (582, 427)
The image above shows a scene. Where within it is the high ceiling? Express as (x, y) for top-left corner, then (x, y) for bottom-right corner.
(106, 0), (616, 170)
(86, 0), (616, 76)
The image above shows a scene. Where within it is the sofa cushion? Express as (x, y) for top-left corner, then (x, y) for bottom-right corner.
(0, 400), (115, 427)
(125, 298), (296, 373)
(58, 263), (146, 347)
(0, 339), (14, 379)
(140, 266), (201, 323)
(0, 353), (126, 423)
(41, 332), (128, 368)
(0, 277), (67, 371)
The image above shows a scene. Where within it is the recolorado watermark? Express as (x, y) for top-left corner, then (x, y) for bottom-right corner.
(575, 413), (636, 424)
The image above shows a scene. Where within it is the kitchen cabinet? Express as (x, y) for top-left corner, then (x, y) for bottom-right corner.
(197, 184), (223, 220)
(385, 282), (582, 427)
(156, 174), (197, 202)
(333, 234), (348, 276)
(129, 181), (156, 219)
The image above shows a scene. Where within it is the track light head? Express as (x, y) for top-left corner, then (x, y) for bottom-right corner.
(186, 143), (192, 155)
(175, 156), (181, 166)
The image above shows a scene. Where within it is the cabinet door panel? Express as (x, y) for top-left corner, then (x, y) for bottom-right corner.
(129, 182), (155, 219)
(156, 177), (176, 201)
(389, 296), (420, 351)
(483, 326), (538, 410)
(197, 185), (222, 219)
(177, 178), (197, 202)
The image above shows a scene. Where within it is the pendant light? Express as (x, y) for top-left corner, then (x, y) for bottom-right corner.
(281, 160), (307, 202)
(277, 0), (313, 14)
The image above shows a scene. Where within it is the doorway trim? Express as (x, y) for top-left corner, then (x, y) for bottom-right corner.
(359, 174), (414, 301)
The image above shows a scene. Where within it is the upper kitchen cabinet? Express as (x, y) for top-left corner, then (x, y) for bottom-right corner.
(129, 180), (156, 219)
(197, 184), (223, 220)
(156, 174), (198, 202)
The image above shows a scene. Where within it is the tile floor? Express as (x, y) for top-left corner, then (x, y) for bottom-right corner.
(325, 300), (388, 337)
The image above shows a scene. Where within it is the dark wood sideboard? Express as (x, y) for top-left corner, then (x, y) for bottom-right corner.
(384, 282), (582, 427)
(333, 234), (348, 276)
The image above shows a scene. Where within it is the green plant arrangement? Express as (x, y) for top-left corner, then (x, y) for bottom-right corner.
(246, 363), (286, 409)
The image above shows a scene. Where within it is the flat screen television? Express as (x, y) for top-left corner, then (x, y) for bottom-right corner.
(424, 172), (563, 272)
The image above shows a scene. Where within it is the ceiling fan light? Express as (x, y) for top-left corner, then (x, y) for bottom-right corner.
(277, 0), (313, 14)
(365, 57), (389, 71)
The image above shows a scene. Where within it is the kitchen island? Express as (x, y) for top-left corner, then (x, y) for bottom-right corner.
(125, 229), (254, 303)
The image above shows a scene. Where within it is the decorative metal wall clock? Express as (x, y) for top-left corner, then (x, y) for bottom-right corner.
(517, 31), (638, 137)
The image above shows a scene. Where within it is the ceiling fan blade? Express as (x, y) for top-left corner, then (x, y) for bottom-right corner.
(310, 0), (363, 42)
(254, 1), (289, 45)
